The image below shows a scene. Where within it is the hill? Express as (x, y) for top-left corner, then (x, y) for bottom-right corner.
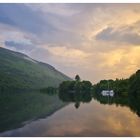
(0, 47), (71, 89)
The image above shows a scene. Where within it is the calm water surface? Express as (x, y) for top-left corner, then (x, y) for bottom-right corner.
(1, 97), (140, 137)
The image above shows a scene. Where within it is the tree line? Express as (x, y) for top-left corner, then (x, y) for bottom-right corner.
(42, 69), (140, 98)
(41, 70), (140, 115)
(93, 69), (140, 98)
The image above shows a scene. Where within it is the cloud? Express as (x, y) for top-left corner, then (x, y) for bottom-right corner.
(0, 3), (59, 38)
(5, 40), (35, 51)
(0, 4), (87, 46)
(1, 4), (140, 83)
(26, 4), (80, 17)
(29, 47), (51, 63)
(96, 26), (140, 45)
(94, 46), (140, 79)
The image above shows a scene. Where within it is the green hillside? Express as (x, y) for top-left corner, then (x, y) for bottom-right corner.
(0, 47), (71, 89)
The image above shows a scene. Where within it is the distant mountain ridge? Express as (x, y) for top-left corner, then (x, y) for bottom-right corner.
(0, 47), (71, 89)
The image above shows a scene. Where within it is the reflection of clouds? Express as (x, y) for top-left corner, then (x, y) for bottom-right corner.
(94, 104), (140, 136)
(1, 100), (140, 136)
(41, 102), (140, 136)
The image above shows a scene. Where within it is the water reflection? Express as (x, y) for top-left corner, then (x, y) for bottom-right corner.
(1, 100), (140, 136)
(58, 90), (92, 109)
(92, 92), (140, 118)
(58, 89), (140, 119)
(1, 90), (140, 136)
(0, 91), (66, 133)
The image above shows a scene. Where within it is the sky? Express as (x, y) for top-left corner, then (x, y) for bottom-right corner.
(0, 3), (140, 83)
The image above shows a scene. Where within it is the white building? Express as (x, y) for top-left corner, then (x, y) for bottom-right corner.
(101, 90), (115, 97)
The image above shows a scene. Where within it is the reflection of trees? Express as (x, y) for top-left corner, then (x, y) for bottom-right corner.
(92, 92), (140, 118)
(58, 80), (92, 109)
(128, 95), (140, 117)
(59, 90), (92, 109)
(92, 70), (140, 118)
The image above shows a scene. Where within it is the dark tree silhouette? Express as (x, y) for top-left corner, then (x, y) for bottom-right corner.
(129, 69), (140, 97)
(58, 79), (92, 109)
(75, 75), (80, 82)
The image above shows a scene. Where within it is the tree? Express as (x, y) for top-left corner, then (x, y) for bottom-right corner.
(75, 75), (80, 82)
(81, 81), (92, 92)
(129, 70), (140, 97)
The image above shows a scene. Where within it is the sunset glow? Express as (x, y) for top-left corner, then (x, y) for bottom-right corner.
(1, 3), (140, 83)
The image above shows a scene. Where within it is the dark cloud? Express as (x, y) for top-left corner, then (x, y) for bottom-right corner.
(5, 40), (35, 51)
(0, 4), (85, 46)
(96, 27), (140, 45)
(0, 4), (55, 34)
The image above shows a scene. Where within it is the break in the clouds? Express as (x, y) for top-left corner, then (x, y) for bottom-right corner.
(0, 3), (140, 83)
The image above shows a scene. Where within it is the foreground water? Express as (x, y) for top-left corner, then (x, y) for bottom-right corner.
(1, 95), (140, 137)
